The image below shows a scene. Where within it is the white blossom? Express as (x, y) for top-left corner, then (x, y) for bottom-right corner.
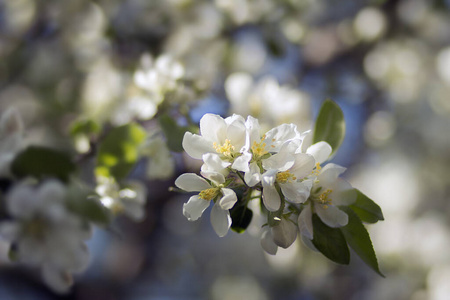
(140, 133), (175, 180)
(298, 163), (356, 239)
(182, 113), (247, 170)
(175, 172), (237, 237)
(0, 180), (91, 293)
(96, 176), (147, 221)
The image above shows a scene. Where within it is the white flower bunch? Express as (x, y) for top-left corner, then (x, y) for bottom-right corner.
(174, 113), (356, 252)
(0, 180), (91, 293)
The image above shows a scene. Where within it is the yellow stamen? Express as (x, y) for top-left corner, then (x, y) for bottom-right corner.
(213, 139), (235, 158)
(312, 162), (322, 176)
(318, 189), (333, 208)
(199, 188), (220, 201)
(276, 171), (297, 184)
(251, 140), (268, 158)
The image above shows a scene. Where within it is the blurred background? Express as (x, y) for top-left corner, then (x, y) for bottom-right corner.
(1, 0), (450, 299)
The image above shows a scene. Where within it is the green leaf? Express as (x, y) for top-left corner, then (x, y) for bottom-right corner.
(350, 189), (384, 224)
(67, 197), (111, 225)
(340, 207), (384, 277)
(11, 146), (76, 182)
(312, 214), (350, 265)
(158, 114), (190, 152)
(313, 99), (345, 157)
(96, 123), (146, 181)
(70, 119), (100, 137)
(230, 205), (253, 233)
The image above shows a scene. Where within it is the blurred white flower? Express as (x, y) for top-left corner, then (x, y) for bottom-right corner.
(96, 176), (147, 221)
(0, 180), (91, 293)
(140, 133), (175, 180)
(225, 73), (311, 131)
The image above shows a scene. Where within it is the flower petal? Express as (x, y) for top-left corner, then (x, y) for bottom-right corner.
(317, 163), (347, 187)
(290, 153), (315, 179)
(231, 152), (251, 172)
(298, 204), (313, 239)
(183, 195), (210, 221)
(245, 162), (262, 187)
(210, 203), (231, 237)
(306, 142), (332, 164)
(263, 184), (281, 211)
(271, 218), (297, 249)
(260, 228), (278, 255)
(200, 113), (227, 142)
(315, 205), (348, 228)
(330, 178), (356, 206)
(175, 173), (211, 192)
(219, 188), (237, 210)
(280, 180), (312, 203)
(182, 132), (215, 159)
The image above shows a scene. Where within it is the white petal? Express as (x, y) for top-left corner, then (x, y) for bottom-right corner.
(202, 153), (231, 171)
(201, 171), (225, 185)
(226, 117), (246, 150)
(262, 150), (294, 171)
(264, 123), (300, 152)
(175, 173), (211, 192)
(38, 180), (67, 205)
(200, 114), (227, 142)
(298, 205), (313, 239)
(262, 171), (280, 211)
(271, 218), (297, 249)
(6, 184), (37, 218)
(280, 181), (311, 203)
(306, 142), (332, 164)
(182, 132), (215, 159)
(245, 162), (261, 187)
(301, 234), (319, 252)
(219, 188), (237, 210)
(42, 264), (73, 294)
(231, 152), (251, 172)
(210, 203), (231, 237)
(245, 116), (261, 145)
(0, 221), (20, 241)
(290, 153), (315, 179)
(0, 107), (23, 136)
(315, 205), (348, 228)
(317, 163), (346, 186)
(182, 195), (210, 221)
(330, 178), (356, 206)
(260, 228), (278, 255)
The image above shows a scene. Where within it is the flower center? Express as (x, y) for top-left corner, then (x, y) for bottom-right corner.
(311, 163), (322, 176)
(318, 189), (333, 208)
(213, 139), (235, 158)
(276, 171), (297, 184)
(251, 140), (268, 158)
(199, 187), (220, 201)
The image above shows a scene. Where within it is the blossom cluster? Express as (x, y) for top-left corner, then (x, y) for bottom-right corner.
(175, 113), (356, 253)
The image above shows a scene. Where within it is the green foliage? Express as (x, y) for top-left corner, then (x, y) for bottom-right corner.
(340, 207), (384, 276)
(67, 196), (110, 225)
(11, 146), (76, 182)
(230, 205), (253, 233)
(312, 214), (350, 265)
(313, 99), (345, 157)
(70, 119), (100, 137)
(350, 189), (384, 224)
(96, 123), (146, 181)
(158, 114), (191, 152)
